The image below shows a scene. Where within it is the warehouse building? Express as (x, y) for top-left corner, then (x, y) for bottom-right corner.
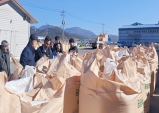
(119, 22), (159, 46)
(0, 0), (38, 56)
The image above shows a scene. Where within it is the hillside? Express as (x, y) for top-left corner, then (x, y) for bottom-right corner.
(30, 25), (118, 42)
(65, 27), (97, 38)
(30, 25), (84, 40)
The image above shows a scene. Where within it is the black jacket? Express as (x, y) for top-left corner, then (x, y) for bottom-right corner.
(0, 45), (10, 77)
(35, 45), (52, 62)
(20, 44), (36, 68)
(50, 46), (55, 53)
(53, 43), (63, 53)
(69, 46), (78, 53)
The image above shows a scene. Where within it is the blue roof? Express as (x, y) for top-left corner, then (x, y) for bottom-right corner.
(119, 22), (159, 29)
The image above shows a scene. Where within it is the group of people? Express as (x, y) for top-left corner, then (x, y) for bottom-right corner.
(0, 34), (78, 78)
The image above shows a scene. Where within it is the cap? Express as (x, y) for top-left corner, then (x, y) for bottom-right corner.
(55, 36), (60, 41)
(30, 34), (38, 41)
(69, 38), (74, 43)
(45, 36), (51, 41)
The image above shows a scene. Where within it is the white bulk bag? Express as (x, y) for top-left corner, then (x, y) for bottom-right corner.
(5, 66), (36, 94)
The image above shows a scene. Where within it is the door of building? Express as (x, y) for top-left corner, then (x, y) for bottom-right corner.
(11, 31), (17, 56)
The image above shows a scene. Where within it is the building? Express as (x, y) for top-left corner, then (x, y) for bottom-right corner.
(38, 36), (45, 42)
(119, 22), (159, 46)
(0, 0), (38, 56)
(75, 38), (89, 46)
(97, 33), (108, 42)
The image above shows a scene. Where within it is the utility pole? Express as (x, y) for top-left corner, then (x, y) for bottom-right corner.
(61, 10), (66, 42)
(102, 23), (105, 34)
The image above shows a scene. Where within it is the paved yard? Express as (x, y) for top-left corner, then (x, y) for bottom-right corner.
(150, 74), (159, 113)
(78, 47), (93, 55)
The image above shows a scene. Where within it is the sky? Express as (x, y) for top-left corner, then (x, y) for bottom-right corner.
(19, 0), (159, 35)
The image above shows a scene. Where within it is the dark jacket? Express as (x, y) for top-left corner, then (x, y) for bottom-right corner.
(0, 45), (10, 77)
(20, 44), (36, 68)
(53, 43), (63, 53)
(69, 46), (78, 53)
(35, 45), (52, 62)
(50, 46), (55, 53)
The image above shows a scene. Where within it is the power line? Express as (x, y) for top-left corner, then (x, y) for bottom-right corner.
(20, 2), (61, 12)
(66, 12), (102, 25)
(19, 1), (112, 34)
(102, 23), (105, 33)
(65, 11), (102, 25)
(19, 1), (103, 25)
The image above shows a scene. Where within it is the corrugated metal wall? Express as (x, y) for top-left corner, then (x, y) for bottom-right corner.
(0, 2), (30, 57)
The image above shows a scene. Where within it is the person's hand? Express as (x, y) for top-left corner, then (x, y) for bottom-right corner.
(10, 54), (14, 59)
(10, 54), (14, 62)
(10, 54), (13, 57)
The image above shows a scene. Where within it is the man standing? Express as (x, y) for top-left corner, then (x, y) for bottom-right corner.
(35, 36), (52, 62)
(20, 34), (38, 68)
(69, 38), (78, 53)
(0, 40), (11, 77)
(53, 36), (63, 53)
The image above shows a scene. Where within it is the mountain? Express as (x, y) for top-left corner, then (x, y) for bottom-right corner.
(30, 26), (84, 41)
(65, 27), (97, 38)
(30, 25), (118, 42)
(108, 35), (119, 42)
(30, 26), (36, 30)
(38, 25), (56, 30)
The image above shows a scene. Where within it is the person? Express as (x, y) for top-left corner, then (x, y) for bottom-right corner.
(35, 36), (52, 62)
(56, 43), (63, 54)
(20, 34), (38, 68)
(69, 38), (78, 53)
(50, 41), (54, 52)
(0, 40), (11, 77)
(53, 36), (63, 53)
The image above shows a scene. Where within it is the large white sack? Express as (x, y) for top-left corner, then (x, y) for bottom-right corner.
(65, 54), (71, 63)
(102, 58), (116, 79)
(115, 49), (130, 59)
(5, 66), (36, 94)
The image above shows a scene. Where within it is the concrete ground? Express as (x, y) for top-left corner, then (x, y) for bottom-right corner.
(150, 73), (159, 113)
(78, 47), (93, 55)
(10, 47), (159, 113)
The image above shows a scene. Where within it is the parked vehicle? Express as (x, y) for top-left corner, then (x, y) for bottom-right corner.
(92, 42), (97, 49)
(92, 33), (108, 49)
